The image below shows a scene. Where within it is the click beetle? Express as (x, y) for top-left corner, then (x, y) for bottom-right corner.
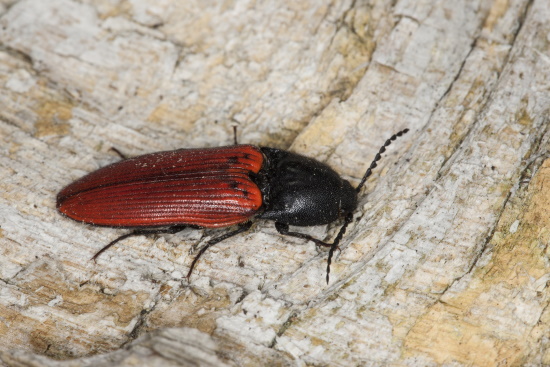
(57, 129), (409, 283)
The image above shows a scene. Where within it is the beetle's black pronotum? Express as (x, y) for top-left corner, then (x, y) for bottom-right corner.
(57, 129), (409, 283)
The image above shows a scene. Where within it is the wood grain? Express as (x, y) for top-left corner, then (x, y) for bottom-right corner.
(1, 0), (549, 365)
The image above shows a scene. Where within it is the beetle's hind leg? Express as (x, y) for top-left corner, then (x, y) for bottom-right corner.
(92, 226), (188, 262)
(186, 222), (253, 280)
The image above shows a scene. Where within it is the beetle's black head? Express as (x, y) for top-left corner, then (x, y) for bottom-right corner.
(256, 148), (358, 226)
(339, 179), (358, 214)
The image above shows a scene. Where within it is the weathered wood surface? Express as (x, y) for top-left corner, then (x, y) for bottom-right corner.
(1, 0), (549, 365)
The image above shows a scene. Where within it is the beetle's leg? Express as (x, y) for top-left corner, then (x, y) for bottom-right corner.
(109, 147), (128, 160)
(91, 226), (187, 262)
(275, 214), (354, 284)
(186, 222), (253, 280)
(274, 223), (334, 248)
(275, 222), (341, 281)
(232, 125), (238, 145)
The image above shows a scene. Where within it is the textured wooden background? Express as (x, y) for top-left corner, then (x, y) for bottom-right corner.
(1, 0), (549, 366)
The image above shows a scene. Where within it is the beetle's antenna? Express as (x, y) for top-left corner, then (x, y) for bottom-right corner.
(326, 128), (409, 284)
(355, 128), (409, 193)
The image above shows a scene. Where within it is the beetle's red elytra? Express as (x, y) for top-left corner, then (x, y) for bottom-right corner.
(58, 145), (264, 228)
(57, 129), (409, 283)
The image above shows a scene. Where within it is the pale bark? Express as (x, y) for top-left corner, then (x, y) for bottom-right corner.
(1, 0), (549, 366)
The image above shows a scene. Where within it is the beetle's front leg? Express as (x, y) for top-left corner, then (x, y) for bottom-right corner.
(274, 222), (334, 248)
(275, 222), (348, 284)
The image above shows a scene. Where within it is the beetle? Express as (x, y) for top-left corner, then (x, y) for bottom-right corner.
(57, 128), (409, 283)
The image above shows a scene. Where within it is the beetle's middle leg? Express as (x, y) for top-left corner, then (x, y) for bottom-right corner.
(186, 222), (253, 280)
(92, 225), (188, 262)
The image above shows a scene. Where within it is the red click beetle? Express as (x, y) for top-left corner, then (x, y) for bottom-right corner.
(57, 129), (409, 283)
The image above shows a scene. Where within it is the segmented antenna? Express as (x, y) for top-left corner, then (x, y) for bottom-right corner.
(355, 128), (409, 193)
(326, 128), (409, 284)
